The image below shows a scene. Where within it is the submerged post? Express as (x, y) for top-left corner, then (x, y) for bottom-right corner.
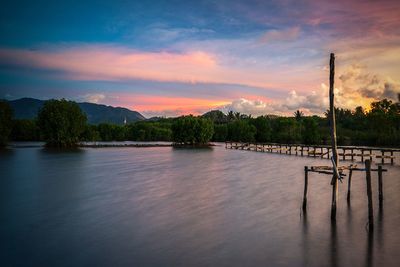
(329, 53), (339, 221)
(365, 160), (374, 230)
(347, 169), (353, 202)
(378, 165), (383, 208)
(303, 166), (309, 211)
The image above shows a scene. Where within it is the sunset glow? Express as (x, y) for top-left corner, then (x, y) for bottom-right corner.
(1, 0), (399, 117)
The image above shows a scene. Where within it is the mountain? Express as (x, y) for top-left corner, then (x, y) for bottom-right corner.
(202, 110), (228, 123)
(7, 98), (146, 125)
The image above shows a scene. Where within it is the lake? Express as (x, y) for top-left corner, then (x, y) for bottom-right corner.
(1, 144), (400, 267)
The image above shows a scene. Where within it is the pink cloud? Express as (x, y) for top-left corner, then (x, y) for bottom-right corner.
(0, 44), (321, 92)
(0, 46), (217, 83)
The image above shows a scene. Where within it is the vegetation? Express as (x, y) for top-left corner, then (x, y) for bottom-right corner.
(37, 99), (87, 147)
(5, 97), (400, 148)
(0, 100), (13, 146)
(171, 115), (214, 145)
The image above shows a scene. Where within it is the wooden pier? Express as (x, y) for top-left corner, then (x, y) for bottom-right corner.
(225, 142), (400, 165)
(303, 160), (387, 229)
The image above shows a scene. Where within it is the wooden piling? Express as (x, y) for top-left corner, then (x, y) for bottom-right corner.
(303, 166), (309, 210)
(381, 151), (385, 165)
(328, 53), (339, 221)
(365, 160), (374, 230)
(378, 165), (383, 207)
(390, 151), (394, 165)
(347, 169), (353, 202)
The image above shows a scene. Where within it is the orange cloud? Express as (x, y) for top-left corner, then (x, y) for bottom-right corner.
(103, 93), (230, 115)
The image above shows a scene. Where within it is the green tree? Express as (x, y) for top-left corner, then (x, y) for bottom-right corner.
(294, 110), (304, 121)
(227, 120), (256, 142)
(213, 124), (228, 141)
(302, 117), (320, 145)
(37, 99), (87, 147)
(0, 100), (13, 146)
(11, 119), (39, 141)
(252, 116), (271, 142)
(172, 115), (214, 145)
(82, 124), (101, 141)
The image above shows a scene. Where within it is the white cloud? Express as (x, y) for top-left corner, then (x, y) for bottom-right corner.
(220, 86), (331, 116)
(79, 93), (106, 103)
(221, 98), (277, 116)
(338, 64), (400, 101)
(220, 65), (400, 116)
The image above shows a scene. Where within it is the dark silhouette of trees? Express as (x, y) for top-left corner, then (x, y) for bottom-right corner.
(301, 116), (320, 144)
(213, 124), (228, 141)
(252, 116), (271, 142)
(294, 110), (304, 121)
(6, 97), (400, 147)
(227, 120), (256, 142)
(0, 100), (13, 146)
(127, 121), (172, 141)
(37, 99), (87, 147)
(172, 115), (214, 145)
(11, 119), (39, 141)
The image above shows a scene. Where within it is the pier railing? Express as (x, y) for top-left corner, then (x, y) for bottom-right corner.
(225, 142), (400, 165)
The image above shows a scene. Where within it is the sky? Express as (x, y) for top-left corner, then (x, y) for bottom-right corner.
(0, 0), (399, 118)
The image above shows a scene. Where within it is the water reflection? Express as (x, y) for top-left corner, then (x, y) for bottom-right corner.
(1, 145), (400, 267)
(301, 210), (309, 267)
(40, 146), (85, 154)
(366, 229), (374, 267)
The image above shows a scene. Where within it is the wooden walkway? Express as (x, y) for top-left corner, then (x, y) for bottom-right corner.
(225, 142), (400, 165)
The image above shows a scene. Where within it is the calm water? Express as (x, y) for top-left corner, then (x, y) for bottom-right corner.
(1, 144), (400, 267)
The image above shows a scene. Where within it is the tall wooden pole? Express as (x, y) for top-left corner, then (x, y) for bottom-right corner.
(303, 166), (309, 211)
(365, 160), (374, 230)
(378, 165), (383, 209)
(329, 53), (339, 221)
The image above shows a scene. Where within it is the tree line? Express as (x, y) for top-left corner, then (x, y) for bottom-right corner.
(1, 96), (399, 147)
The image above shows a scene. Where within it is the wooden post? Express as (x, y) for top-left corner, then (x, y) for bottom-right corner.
(301, 146), (304, 156)
(303, 166), (309, 210)
(378, 165), (383, 207)
(369, 149), (372, 161)
(329, 53), (339, 221)
(361, 148), (364, 162)
(351, 149), (354, 161)
(342, 148), (346, 161)
(381, 151), (385, 165)
(365, 160), (374, 230)
(347, 169), (353, 202)
(390, 151), (394, 165)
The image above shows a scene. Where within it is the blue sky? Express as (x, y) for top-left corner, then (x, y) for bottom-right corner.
(1, 0), (399, 117)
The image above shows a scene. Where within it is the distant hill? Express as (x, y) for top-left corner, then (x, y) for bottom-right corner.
(202, 110), (228, 123)
(7, 98), (146, 125)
